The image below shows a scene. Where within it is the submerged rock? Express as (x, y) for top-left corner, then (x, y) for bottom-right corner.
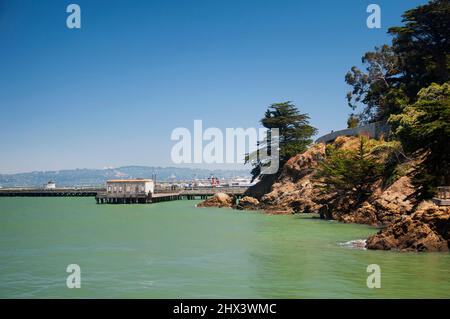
(366, 202), (450, 252)
(197, 193), (233, 208)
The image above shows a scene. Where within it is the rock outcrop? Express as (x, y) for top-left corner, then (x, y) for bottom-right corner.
(366, 202), (450, 252)
(198, 136), (416, 220)
(244, 136), (416, 223)
(236, 196), (260, 210)
(241, 136), (416, 226)
(197, 193), (233, 208)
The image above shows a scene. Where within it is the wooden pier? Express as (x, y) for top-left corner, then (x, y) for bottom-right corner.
(0, 187), (247, 204)
(95, 192), (181, 204)
(0, 188), (102, 197)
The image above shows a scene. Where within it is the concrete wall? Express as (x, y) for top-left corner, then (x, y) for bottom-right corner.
(315, 121), (391, 144)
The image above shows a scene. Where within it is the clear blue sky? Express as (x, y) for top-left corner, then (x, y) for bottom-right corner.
(0, 0), (427, 173)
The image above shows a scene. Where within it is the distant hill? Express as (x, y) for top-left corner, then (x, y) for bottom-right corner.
(0, 166), (250, 187)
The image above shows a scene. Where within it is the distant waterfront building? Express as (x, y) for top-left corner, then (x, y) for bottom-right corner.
(97, 178), (181, 204)
(43, 181), (56, 189)
(106, 179), (154, 196)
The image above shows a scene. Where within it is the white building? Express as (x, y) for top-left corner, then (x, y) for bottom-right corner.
(106, 179), (154, 196)
(43, 181), (56, 189)
(229, 178), (257, 187)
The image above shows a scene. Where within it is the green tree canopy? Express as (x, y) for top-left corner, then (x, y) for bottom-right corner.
(389, 82), (450, 198)
(347, 114), (360, 128)
(346, 0), (449, 123)
(315, 136), (385, 206)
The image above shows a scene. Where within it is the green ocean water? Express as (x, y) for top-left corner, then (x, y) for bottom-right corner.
(0, 197), (448, 298)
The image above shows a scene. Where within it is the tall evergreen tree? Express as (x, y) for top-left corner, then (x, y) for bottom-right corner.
(246, 102), (317, 180)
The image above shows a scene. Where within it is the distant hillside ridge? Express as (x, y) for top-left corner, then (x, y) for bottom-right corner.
(0, 166), (250, 187)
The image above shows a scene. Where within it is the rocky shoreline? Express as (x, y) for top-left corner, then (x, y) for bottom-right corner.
(367, 202), (449, 252)
(197, 137), (450, 252)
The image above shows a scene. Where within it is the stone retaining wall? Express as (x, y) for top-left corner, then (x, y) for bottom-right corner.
(315, 121), (390, 144)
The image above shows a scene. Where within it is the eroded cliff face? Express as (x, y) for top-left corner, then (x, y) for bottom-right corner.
(332, 176), (416, 226)
(257, 143), (326, 215)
